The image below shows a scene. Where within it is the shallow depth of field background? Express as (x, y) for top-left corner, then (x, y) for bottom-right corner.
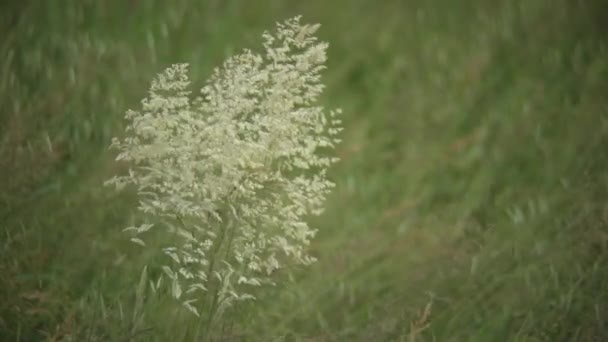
(1, 1), (608, 340)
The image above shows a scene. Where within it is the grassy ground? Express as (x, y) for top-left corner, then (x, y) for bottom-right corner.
(1, 0), (608, 340)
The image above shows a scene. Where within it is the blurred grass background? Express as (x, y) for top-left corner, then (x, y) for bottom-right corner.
(1, 0), (608, 340)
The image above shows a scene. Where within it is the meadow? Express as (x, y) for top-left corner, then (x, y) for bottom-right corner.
(1, 0), (608, 340)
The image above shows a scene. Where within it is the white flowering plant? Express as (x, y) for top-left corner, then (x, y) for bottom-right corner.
(105, 16), (341, 329)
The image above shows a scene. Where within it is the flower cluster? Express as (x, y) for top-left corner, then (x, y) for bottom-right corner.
(106, 16), (341, 316)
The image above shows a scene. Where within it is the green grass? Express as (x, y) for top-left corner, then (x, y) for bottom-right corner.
(2, 0), (608, 340)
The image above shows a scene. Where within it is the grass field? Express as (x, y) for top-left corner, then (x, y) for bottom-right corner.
(1, 0), (608, 340)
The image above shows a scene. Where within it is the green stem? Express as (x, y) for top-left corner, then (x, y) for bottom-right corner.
(196, 211), (228, 341)
(204, 214), (239, 341)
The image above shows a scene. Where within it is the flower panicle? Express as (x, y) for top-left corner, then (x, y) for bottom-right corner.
(107, 16), (342, 316)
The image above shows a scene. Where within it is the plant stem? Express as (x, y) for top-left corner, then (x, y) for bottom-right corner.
(196, 211), (228, 341)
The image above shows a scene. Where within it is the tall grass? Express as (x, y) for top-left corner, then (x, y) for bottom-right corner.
(1, 0), (607, 340)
